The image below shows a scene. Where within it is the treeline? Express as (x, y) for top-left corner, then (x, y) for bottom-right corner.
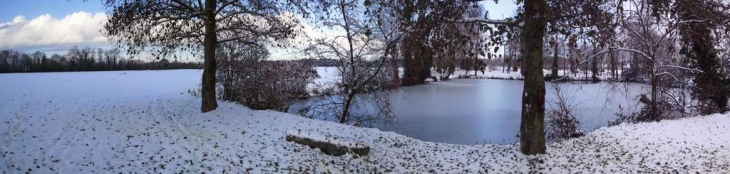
(302, 58), (405, 68)
(0, 47), (201, 73)
(302, 58), (339, 67)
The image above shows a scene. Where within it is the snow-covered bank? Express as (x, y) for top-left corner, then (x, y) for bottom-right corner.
(1, 70), (728, 173)
(442, 68), (621, 82)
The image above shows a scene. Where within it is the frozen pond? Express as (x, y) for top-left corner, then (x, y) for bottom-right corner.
(293, 78), (646, 145)
(381, 79), (644, 144)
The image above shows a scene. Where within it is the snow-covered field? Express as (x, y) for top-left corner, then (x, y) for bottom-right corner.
(1, 70), (729, 173)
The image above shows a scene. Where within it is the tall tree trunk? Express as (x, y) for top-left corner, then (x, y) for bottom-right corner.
(551, 41), (559, 78)
(502, 57), (507, 73)
(609, 48), (617, 79)
(419, 46), (434, 83)
(223, 62), (233, 101)
(650, 65), (659, 120)
(507, 58), (512, 72)
(591, 48), (599, 82)
(520, 58), (526, 76)
(201, 0), (218, 113)
(563, 51), (568, 76)
(474, 56), (478, 76)
(569, 56), (574, 74)
(391, 45), (400, 86)
(519, 0), (548, 155)
(402, 43), (416, 86)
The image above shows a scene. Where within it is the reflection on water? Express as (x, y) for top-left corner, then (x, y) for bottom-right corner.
(292, 79), (646, 145)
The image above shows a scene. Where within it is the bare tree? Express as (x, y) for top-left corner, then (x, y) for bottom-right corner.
(303, 0), (396, 125)
(0, 51), (9, 73)
(589, 0), (699, 121)
(466, 4), (488, 76)
(104, 48), (120, 70)
(395, 0), (474, 86)
(372, 1), (405, 86)
(103, 0), (308, 112)
(432, 3), (487, 79)
(503, 37), (521, 73)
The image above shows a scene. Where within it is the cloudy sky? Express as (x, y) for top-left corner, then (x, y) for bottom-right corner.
(0, 0), (517, 58)
(0, 0), (108, 54)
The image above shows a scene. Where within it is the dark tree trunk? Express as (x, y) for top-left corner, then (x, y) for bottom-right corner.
(507, 59), (512, 72)
(201, 0), (218, 113)
(401, 41), (431, 86)
(223, 69), (233, 101)
(650, 69), (659, 120)
(583, 59), (588, 80)
(619, 52), (625, 79)
(474, 56), (478, 76)
(520, 58), (526, 76)
(339, 1), (358, 123)
(339, 91), (357, 123)
(563, 51), (568, 76)
(569, 57), (575, 74)
(418, 46), (434, 83)
(401, 43), (417, 86)
(551, 41), (559, 78)
(591, 49), (600, 82)
(609, 48), (618, 79)
(502, 58), (506, 73)
(391, 45), (401, 86)
(519, 0), (548, 155)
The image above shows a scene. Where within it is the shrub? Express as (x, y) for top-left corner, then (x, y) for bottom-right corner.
(546, 83), (583, 141)
(216, 43), (317, 111)
(609, 94), (673, 126)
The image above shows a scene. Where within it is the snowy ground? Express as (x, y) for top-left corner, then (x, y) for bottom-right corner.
(1, 70), (729, 173)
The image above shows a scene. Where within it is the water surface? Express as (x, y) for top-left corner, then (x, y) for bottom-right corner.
(294, 78), (646, 144)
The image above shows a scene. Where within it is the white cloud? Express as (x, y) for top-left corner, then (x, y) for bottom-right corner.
(0, 11), (109, 49)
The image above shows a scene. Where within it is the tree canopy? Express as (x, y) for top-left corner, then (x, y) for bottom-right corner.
(103, 0), (311, 112)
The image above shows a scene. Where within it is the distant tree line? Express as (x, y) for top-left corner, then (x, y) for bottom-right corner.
(0, 47), (201, 73)
(303, 58), (339, 67)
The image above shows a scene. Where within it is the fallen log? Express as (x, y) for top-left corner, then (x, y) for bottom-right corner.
(285, 130), (370, 156)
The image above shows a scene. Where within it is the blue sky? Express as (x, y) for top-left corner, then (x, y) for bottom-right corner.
(0, 0), (105, 22)
(0, 0), (517, 57)
(0, 0), (517, 22)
